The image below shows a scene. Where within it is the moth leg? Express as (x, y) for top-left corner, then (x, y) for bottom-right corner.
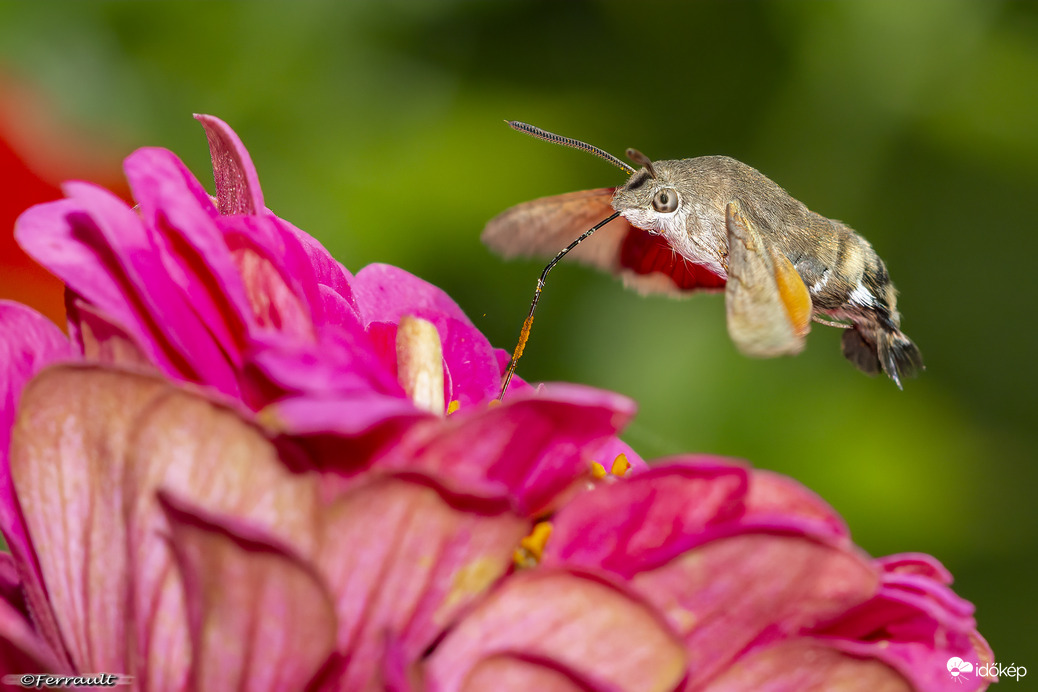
(724, 200), (812, 358)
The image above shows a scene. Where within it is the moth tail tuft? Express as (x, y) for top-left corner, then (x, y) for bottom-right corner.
(841, 326), (923, 389)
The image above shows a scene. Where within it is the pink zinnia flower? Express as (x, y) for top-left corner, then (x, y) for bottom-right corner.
(0, 116), (992, 690)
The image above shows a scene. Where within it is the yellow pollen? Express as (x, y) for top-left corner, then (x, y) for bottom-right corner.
(439, 557), (501, 617)
(487, 398), (502, 409)
(513, 521), (553, 568)
(446, 400), (461, 415)
(590, 461), (608, 479)
(610, 453), (631, 477)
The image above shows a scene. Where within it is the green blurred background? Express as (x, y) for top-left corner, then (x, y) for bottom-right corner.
(1, 0), (1034, 669)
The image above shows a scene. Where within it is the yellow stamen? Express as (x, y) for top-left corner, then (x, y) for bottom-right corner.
(487, 398), (501, 409)
(610, 453), (631, 477)
(446, 400), (460, 415)
(590, 461), (608, 479)
(513, 521), (553, 568)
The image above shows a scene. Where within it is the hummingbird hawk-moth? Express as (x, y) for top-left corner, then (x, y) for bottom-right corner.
(483, 122), (923, 395)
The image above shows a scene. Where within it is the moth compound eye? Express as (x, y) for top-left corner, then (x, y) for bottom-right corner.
(652, 188), (679, 213)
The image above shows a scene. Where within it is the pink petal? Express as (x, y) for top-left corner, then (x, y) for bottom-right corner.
(350, 264), (514, 404)
(194, 113), (264, 215)
(160, 491), (335, 691)
(264, 393), (428, 439)
(315, 474), (529, 690)
(630, 533), (878, 688)
(14, 198), (169, 369)
(377, 383), (637, 516)
(275, 217), (359, 324)
(0, 592), (64, 675)
(352, 264), (474, 328)
(16, 184), (240, 394)
(584, 436), (648, 474)
(0, 302), (73, 669)
(813, 566), (993, 692)
(61, 180), (238, 391)
(876, 553), (953, 583)
(423, 569), (687, 692)
(701, 638), (912, 692)
(742, 467), (850, 540)
(247, 321), (402, 400)
(219, 213), (318, 337)
(64, 295), (153, 368)
(123, 146), (256, 360)
(0, 551), (64, 672)
(543, 463), (749, 577)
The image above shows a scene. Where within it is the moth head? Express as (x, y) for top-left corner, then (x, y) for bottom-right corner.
(613, 149), (685, 233)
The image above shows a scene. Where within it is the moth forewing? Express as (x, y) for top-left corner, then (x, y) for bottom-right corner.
(724, 201), (811, 358)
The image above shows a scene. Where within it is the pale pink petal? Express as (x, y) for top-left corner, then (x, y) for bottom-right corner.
(460, 653), (620, 692)
(814, 564), (994, 692)
(194, 113), (264, 215)
(11, 366), (320, 686)
(630, 533), (879, 688)
(10, 366), (167, 673)
(120, 374), (320, 690)
(702, 639), (912, 692)
(423, 569), (687, 692)
(161, 492), (335, 691)
(316, 474), (529, 691)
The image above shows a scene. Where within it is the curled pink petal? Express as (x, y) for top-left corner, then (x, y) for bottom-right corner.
(194, 113), (264, 214)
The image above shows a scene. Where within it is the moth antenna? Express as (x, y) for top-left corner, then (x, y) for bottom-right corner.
(507, 121), (635, 175)
(625, 148), (657, 178)
(498, 211), (623, 400)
